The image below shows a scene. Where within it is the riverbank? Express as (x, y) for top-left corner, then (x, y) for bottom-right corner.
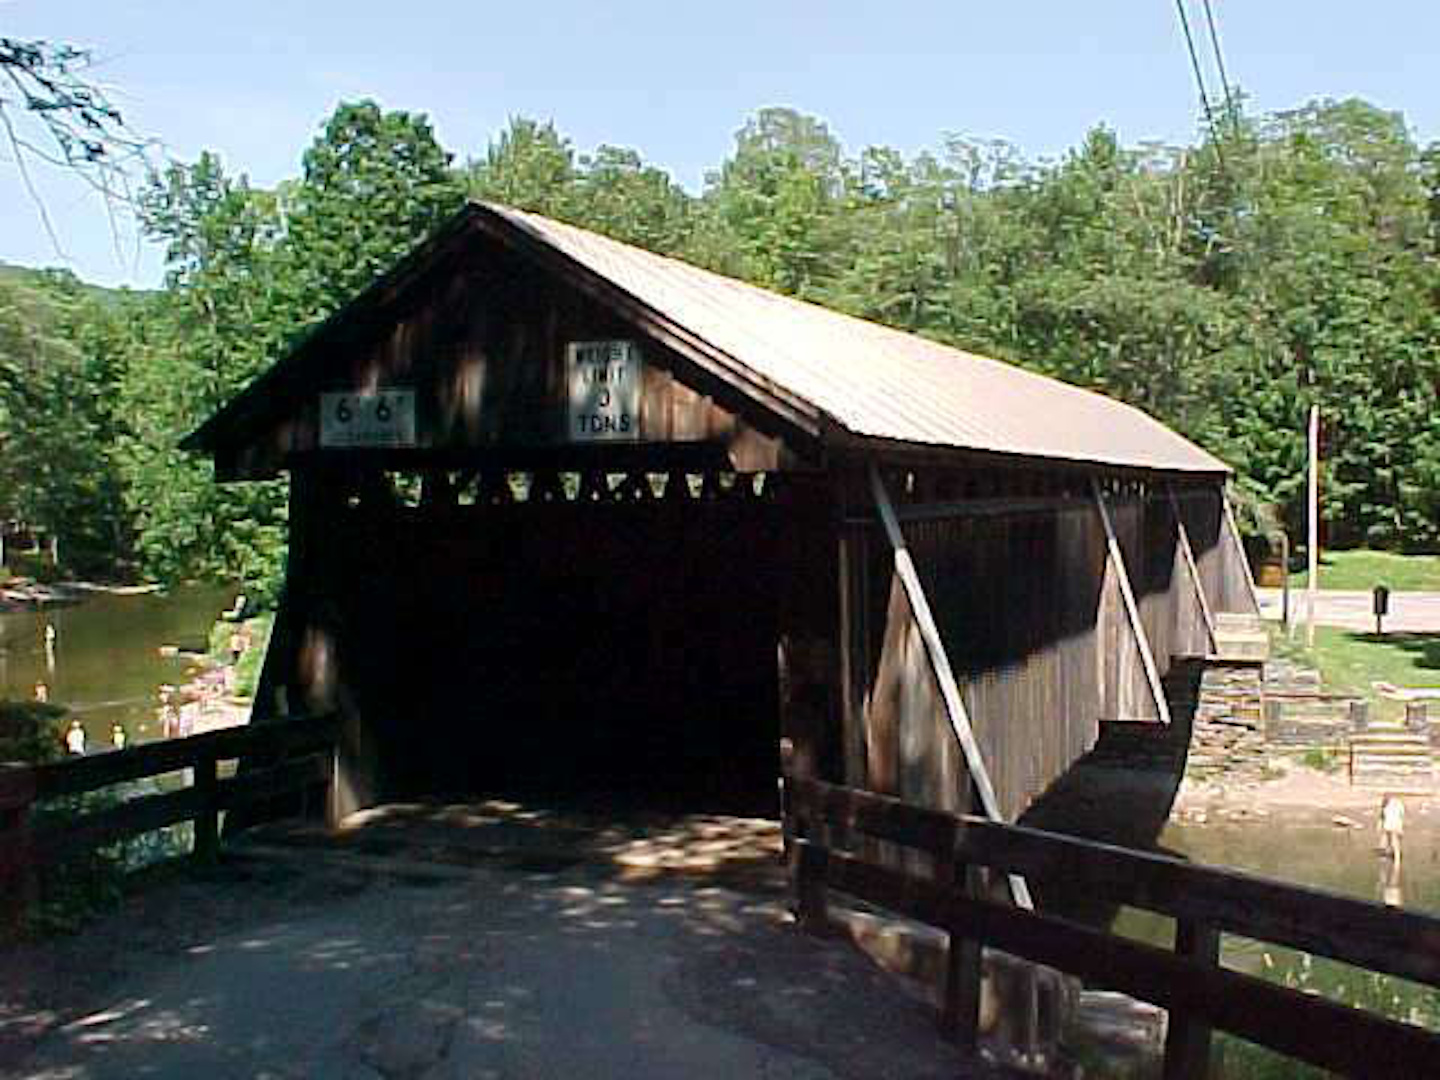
(1172, 759), (1439, 827)
(0, 579), (160, 615)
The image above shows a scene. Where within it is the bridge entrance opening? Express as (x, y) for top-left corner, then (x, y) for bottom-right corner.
(333, 480), (786, 816)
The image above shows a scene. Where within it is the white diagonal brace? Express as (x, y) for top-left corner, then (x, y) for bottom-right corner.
(1167, 485), (1218, 653)
(1091, 480), (1172, 726)
(869, 464), (1033, 911)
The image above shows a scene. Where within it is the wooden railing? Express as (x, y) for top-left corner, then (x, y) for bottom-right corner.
(786, 776), (1440, 1080)
(0, 715), (338, 922)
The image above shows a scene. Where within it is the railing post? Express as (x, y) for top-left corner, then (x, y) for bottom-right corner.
(1164, 918), (1220, 1080)
(779, 746), (795, 867)
(193, 752), (219, 864)
(323, 739), (338, 828)
(1, 802), (38, 936)
(794, 840), (829, 933)
(938, 821), (983, 1050)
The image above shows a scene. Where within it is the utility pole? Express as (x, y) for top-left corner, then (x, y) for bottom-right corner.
(1307, 404), (1320, 648)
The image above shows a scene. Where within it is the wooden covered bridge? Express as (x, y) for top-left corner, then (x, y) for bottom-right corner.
(10, 204), (1440, 1079)
(184, 201), (1257, 829)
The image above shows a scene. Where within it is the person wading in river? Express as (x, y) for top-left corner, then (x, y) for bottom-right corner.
(1379, 794), (1406, 866)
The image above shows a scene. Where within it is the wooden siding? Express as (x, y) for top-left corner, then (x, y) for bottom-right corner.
(843, 480), (1222, 822)
(219, 237), (803, 480)
(1176, 487), (1255, 615)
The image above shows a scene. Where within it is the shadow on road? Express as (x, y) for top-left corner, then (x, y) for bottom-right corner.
(2, 799), (1021, 1079)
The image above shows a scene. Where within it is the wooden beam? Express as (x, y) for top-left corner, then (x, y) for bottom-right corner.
(1164, 918), (1220, 1079)
(1092, 480), (1172, 725)
(0, 714), (339, 804)
(842, 495), (1091, 527)
(1168, 485), (1218, 653)
(831, 435), (1231, 487)
(868, 463), (1033, 910)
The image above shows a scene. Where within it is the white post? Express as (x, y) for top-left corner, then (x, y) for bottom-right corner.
(1307, 405), (1320, 648)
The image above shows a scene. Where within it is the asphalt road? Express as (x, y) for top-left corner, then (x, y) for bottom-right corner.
(3, 831), (1009, 1080)
(1256, 588), (1440, 634)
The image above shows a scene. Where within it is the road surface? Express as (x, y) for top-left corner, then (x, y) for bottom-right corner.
(2, 814), (1012, 1080)
(1257, 588), (1440, 634)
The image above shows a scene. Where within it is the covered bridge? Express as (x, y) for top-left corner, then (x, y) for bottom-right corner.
(185, 202), (1258, 829)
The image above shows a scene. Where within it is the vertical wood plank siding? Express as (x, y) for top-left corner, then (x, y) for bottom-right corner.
(223, 242), (796, 478)
(850, 481), (1224, 821)
(1176, 488), (1253, 615)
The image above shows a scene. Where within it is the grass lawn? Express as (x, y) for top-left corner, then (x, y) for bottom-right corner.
(1273, 625), (1440, 723)
(1287, 549), (1440, 591)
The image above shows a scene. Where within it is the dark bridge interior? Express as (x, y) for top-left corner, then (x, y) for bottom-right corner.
(336, 496), (785, 815)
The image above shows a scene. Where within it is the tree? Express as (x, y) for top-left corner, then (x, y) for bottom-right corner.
(0, 35), (157, 247)
(466, 117), (579, 219)
(699, 107), (849, 296)
(0, 271), (134, 575)
(115, 102), (466, 600)
(279, 101), (465, 330)
(119, 153), (286, 592)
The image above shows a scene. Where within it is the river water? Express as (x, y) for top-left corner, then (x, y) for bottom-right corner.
(0, 584), (235, 749)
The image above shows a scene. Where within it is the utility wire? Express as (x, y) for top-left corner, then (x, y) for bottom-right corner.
(1201, 0), (1241, 139)
(1174, 0), (1228, 176)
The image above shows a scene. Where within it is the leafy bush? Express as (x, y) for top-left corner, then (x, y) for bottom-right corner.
(0, 699), (67, 763)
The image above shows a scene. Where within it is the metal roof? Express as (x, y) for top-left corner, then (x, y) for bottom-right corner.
(485, 203), (1229, 475)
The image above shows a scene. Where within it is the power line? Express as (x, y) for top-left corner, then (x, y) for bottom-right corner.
(1174, 0), (1228, 175)
(1201, 0), (1241, 139)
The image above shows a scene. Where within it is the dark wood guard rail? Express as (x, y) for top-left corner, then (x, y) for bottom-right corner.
(1, 714), (339, 925)
(786, 775), (1440, 1080)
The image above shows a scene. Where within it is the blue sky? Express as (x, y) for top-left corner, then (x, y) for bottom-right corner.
(3, 1), (1437, 287)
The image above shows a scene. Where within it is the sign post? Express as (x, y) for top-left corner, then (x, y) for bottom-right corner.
(1307, 404), (1319, 648)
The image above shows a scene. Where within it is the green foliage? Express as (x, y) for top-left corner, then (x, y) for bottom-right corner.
(1300, 746), (1341, 772)
(280, 101), (466, 328)
(232, 616), (271, 700)
(465, 118), (695, 256)
(205, 611), (273, 700)
(0, 271), (135, 576)
(0, 699), (67, 763)
(117, 153), (286, 596)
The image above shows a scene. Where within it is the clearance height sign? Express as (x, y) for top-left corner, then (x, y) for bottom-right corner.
(567, 340), (642, 442)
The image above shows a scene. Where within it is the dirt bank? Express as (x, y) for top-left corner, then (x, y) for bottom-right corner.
(1172, 760), (1440, 828)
